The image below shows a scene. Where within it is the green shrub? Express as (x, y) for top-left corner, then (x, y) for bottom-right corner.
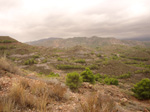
(47, 72), (59, 77)
(24, 58), (37, 65)
(129, 57), (149, 61)
(80, 68), (95, 84)
(57, 64), (85, 69)
(134, 69), (150, 74)
(66, 72), (83, 90)
(57, 57), (63, 61)
(88, 64), (99, 70)
(132, 78), (150, 100)
(75, 59), (86, 63)
(0, 40), (13, 43)
(42, 59), (47, 63)
(0, 46), (7, 50)
(104, 77), (118, 85)
(117, 72), (131, 79)
(94, 73), (103, 81)
(32, 55), (40, 59)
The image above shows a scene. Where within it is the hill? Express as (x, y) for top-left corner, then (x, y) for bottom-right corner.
(27, 36), (150, 48)
(0, 36), (150, 111)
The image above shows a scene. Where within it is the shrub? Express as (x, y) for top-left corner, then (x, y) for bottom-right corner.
(33, 55), (40, 59)
(66, 72), (83, 90)
(57, 57), (63, 61)
(88, 64), (99, 70)
(47, 72), (59, 77)
(42, 59), (47, 63)
(75, 59), (86, 63)
(117, 72), (131, 79)
(57, 64), (85, 69)
(24, 58), (37, 65)
(94, 73), (103, 81)
(129, 57), (149, 61)
(104, 77), (118, 85)
(132, 78), (150, 100)
(80, 68), (95, 84)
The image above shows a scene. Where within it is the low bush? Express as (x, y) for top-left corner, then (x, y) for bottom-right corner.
(66, 72), (83, 90)
(80, 68), (95, 84)
(88, 64), (99, 70)
(47, 72), (59, 77)
(94, 73), (103, 81)
(75, 59), (86, 63)
(104, 77), (118, 85)
(132, 78), (150, 100)
(24, 58), (37, 65)
(57, 57), (63, 61)
(129, 57), (149, 61)
(42, 59), (47, 63)
(117, 72), (131, 79)
(33, 55), (40, 59)
(57, 64), (85, 69)
(134, 69), (150, 74)
(0, 40), (14, 43)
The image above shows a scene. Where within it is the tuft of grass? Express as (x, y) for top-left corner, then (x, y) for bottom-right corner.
(0, 57), (22, 75)
(80, 93), (116, 112)
(49, 83), (67, 101)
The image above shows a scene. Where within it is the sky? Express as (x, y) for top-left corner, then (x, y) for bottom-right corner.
(0, 0), (150, 42)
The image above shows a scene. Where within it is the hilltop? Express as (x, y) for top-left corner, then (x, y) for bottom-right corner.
(27, 36), (150, 48)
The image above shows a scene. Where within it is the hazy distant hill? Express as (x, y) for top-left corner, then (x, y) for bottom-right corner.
(122, 37), (150, 41)
(26, 36), (150, 48)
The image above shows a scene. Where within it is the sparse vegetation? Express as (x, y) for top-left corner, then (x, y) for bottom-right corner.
(66, 72), (83, 90)
(132, 78), (150, 100)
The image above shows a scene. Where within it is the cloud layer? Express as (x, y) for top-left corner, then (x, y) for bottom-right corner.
(0, 0), (150, 42)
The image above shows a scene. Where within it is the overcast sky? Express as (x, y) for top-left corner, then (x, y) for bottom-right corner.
(0, 0), (150, 42)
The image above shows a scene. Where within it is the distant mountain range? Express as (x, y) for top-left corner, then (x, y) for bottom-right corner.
(122, 37), (150, 41)
(26, 36), (150, 48)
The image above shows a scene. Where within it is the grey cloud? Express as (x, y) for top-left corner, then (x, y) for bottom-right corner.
(0, 0), (150, 42)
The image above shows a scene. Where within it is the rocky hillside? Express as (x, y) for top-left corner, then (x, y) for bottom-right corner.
(27, 36), (150, 48)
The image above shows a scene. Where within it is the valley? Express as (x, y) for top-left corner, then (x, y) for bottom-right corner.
(0, 36), (150, 112)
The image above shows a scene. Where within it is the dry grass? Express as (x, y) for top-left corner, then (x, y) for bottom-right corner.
(0, 57), (22, 75)
(19, 78), (30, 89)
(0, 97), (15, 112)
(49, 83), (67, 101)
(80, 92), (117, 112)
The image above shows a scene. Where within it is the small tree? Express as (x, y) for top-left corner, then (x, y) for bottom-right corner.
(66, 72), (83, 90)
(132, 78), (150, 100)
(80, 68), (95, 84)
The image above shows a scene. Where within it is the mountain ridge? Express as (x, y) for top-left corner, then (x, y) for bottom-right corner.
(26, 36), (150, 48)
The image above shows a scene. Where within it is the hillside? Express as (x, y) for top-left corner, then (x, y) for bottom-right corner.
(27, 36), (150, 48)
(0, 36), (150, 112)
